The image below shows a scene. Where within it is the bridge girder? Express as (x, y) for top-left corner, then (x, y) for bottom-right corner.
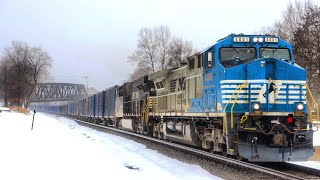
(30, 83), (87, 102)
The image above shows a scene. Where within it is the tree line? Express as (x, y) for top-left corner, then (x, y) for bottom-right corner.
(261, 0), (320, 99)
(0, 41), (52, 107)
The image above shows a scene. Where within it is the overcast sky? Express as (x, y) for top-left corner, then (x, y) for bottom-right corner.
(0, 0), (305, 91)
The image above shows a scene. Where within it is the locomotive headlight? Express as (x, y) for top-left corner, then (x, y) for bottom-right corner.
(253, 37), (264, 43)
(253, 103), (260, 110)
(258, 37), (264, 42)
(297, 103), (304, 110)
(252, 102), (260, 111)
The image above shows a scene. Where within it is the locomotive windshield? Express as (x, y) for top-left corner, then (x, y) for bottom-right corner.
(219, 47), (256, 67)
(260, 48), (291, 61)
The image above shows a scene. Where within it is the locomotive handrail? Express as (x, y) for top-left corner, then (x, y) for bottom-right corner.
(301, 89), (313, 121)
(223, 83), (246, 134)
(230, 83), (246, 129)
(303, 84), (319, 126)
(141, 98), (154, 125)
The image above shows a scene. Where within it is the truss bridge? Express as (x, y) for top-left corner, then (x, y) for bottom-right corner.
(30, 83), (87, 102)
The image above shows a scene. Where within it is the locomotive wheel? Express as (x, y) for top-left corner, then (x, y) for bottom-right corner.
(154, 131), (158, 138)
(236, 154), (244, 160)
(160, 132), (164, 140)
(234, 144), (243, 160)
(222, 150), (228, 157)
(210, 147), (216, 154)
(146, 124), (154, 137)
(210, 142), (216, 154)
(116, 119), (120, 129)
(221, 144), (228, 157)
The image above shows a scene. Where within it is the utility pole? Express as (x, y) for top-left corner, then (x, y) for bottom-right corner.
(82, 76), (88, 97)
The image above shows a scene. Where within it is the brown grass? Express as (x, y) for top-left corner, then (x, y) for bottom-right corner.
(309, 146), (320, 161)
(9, 106), (28, 114)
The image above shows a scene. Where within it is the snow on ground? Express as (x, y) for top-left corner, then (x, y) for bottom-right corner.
(313, 124), (320, 146)
(0, 111), (222, 180)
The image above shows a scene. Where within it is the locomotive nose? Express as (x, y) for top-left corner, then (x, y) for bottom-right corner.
(247, 58), (278, 80)
(247, 58), (305, 81)
(264, 59), (276, 80)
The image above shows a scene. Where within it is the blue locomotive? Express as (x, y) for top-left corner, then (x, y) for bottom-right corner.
(31, 34), (315, 162)
(194, 34), (314, 161)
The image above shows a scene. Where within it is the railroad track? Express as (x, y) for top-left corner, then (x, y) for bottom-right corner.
(64, 116), (319, 180)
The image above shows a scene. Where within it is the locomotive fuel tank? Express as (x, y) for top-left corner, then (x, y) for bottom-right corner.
(121, 118), (137, 132)
(166, 122), (183, 133)
(163, 122), (202, 147)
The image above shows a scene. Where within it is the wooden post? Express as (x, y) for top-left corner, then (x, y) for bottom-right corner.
(31, 110), (36, 130)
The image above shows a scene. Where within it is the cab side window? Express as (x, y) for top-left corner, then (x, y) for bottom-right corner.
(188, 58), (195, 70)
(207, 51), (214, 68)
(197, 56), (202, 68)
(197, 54), (202, 68)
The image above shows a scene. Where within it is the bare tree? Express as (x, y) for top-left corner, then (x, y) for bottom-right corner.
(0, 41), (52, 107)
(167, 38), (194, 68)
(0, 59), (12, 107)
(25, 46), (52, 106)
(2, 41), (31, 106)
(260, 0), (311, 42)
(128, 25), (196, 80)
(129, 27), (159, 73)
(129, 63), (152, 81)
(155, 25), (171, 70)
